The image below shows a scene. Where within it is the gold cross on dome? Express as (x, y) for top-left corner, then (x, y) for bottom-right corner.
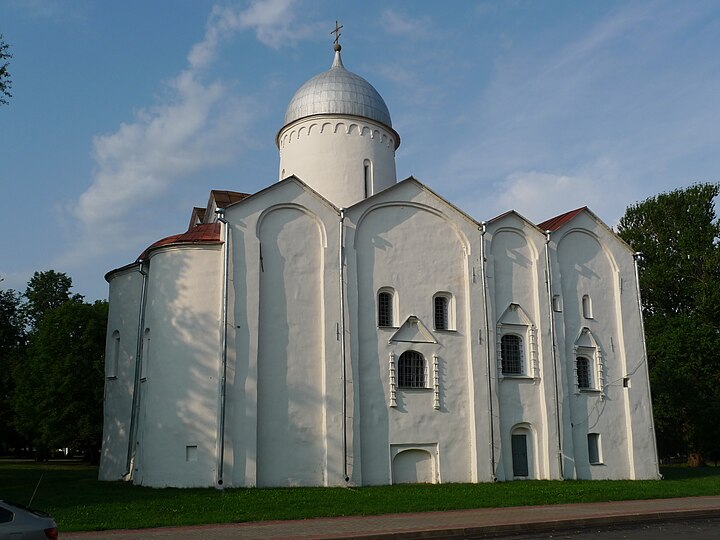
(331, 20), (343, 45)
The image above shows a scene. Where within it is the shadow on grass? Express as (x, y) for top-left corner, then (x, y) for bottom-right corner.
(1, 460), (719, 532)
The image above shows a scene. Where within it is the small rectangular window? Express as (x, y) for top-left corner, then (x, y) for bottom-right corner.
(588, 433), (601, 464)
(552, 295), (562, 312)
(582, 295), (593, 318)
(186, 445), (198, 462)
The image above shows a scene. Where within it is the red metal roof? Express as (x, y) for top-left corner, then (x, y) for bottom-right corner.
(138, 222), (221, 261)
(537, 207), (587, 232)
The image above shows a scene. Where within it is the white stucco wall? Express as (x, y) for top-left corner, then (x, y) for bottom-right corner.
(132, 245), (223, 487)
(345, 180), (484, 485)
(278, 116), (398, 209)
(222, 178), (343, 487)
(100, 182), (659, 488)
(255, 206), (326, 486)
(486, 221), (555, 481)
(550, 212), (659, 480)
(99, 267), (143, 481)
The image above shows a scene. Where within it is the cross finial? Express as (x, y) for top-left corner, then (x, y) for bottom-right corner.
(331, 20), (343, 51)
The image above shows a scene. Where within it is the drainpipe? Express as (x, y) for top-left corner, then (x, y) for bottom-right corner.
(479, 222), (497, 480)
(544, 231), (564, 479)
(215, 209), (230, 488)
(124, 261), (148, 479)
(633, 252), (660, 478)
(339, 208), (350, 482)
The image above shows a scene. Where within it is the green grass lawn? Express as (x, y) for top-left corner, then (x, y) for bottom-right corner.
(1, 461), (719, 532)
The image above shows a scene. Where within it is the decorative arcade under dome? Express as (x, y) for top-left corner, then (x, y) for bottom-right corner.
(277, 30), (400, 209)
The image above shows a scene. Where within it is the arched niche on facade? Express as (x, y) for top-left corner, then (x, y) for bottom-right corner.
(391, 448), (436, 484)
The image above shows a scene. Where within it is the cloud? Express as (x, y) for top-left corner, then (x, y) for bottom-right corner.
(188, 0), (320, 63)
(65, 6), (268, 268)
(75, 72), (248, 226)
(493, 169), (606, 225)
(380, 9), (432, 38)
(239, 0), (319, 47)
(65, 69), (253, 265)
(7, 0), (81, 21)
(65, 0), (326, 270)
(436, 1), (720, 226)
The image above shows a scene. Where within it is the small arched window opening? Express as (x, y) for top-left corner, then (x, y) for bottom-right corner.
(108, 330), (120, 379)
(587, 432), (602, 464)
(141, 328), (150, 381)
(582, 295), (592, 319)
(433, 293), (451, 331)
(378, 288), (395, 327)
(576, 355), (592, 389)
(364, 159), (373, 198)
(398, 350), (426, 388)
(501, 334), (523, 375)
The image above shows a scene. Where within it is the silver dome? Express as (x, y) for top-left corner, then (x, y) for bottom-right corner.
(282, 50), (393, 129)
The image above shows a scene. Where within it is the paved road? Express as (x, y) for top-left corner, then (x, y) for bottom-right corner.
(498, 516), (720, 539)
(63, 496), (720, 539)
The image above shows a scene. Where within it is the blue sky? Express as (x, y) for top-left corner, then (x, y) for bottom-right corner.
(2, 0), (719, 301)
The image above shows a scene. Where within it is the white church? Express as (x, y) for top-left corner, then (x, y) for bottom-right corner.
(99, 40), (660, 488)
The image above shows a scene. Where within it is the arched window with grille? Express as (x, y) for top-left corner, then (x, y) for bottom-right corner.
(496, 304), (537, 379)
(501, 334), (523, 375)
(378, 288), (395, 327)
(576, 355), (592, 389)
(398, 350), (426, 388)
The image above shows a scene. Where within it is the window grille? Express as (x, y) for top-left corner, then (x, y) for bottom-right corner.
(501, 334), (523, 375)
(378, 291), (393, 327)
(434, 295), (449, 330)
(577, 356), (592, 389)
(398, 351), (425, 388)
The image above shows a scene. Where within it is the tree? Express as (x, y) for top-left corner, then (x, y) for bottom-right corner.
(0, 288), (26, 454)
(0, 34), (11, 105)
(13, 300), (108, 461)
(618, 183), (720, 465)
(24, 270), (83, 331)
